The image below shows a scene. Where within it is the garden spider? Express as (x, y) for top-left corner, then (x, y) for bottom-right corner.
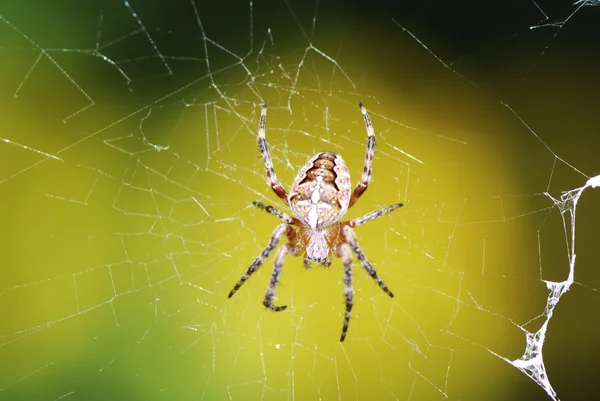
(228, 103), (403, 341)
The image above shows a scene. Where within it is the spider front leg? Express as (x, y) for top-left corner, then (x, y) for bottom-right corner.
(342, 225), (394, 298)
(349, 103), (376, 208)
(257, 105), (289, 204)
(264, 243), (300, 311)
(228, 223), (289, 298)
(338, 243), (354, 342)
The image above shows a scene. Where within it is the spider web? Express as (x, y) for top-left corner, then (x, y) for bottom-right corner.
(1, 1), (599, 400)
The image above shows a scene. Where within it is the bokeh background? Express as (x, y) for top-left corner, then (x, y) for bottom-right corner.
(1, 1), (599, 400)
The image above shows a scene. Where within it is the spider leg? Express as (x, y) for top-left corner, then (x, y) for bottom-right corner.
(342, 225), (394, 298)
(348, 203), (403, 227)
(349, 103), (376, 208)
(264, 243), (299, 311)
(338, 243), (354, 342)
(228, 223), (288, 298)
(257, 105), (289, 204)
(252, 201), (296, 225)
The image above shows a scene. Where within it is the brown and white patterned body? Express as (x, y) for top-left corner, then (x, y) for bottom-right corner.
(228, 103), (403, 342)
(288, 152), (351, 262)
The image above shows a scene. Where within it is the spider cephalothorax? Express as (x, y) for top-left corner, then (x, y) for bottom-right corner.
(228, 103), (403, 341)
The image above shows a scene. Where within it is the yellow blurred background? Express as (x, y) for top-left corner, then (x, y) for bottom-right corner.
(1, 1), (599, 400)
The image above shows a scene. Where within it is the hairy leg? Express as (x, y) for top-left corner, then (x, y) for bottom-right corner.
(342, 225), (394, 298)
(349, 103), (377, 208)
(338, 243), (354, 342)
(257, 105), (288, 203)
(263, 243), (299, 311)
(348, 203), (403, 227)
(228, 223), (288, 298)
(252, 201), (295, 224)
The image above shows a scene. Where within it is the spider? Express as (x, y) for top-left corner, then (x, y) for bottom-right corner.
(228, 103), (403, 341)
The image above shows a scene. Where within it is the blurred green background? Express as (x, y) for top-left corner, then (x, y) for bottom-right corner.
(1, 1), (599, 400)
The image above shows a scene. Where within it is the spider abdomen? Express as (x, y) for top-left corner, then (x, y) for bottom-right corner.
(288, 152), (351, 229)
